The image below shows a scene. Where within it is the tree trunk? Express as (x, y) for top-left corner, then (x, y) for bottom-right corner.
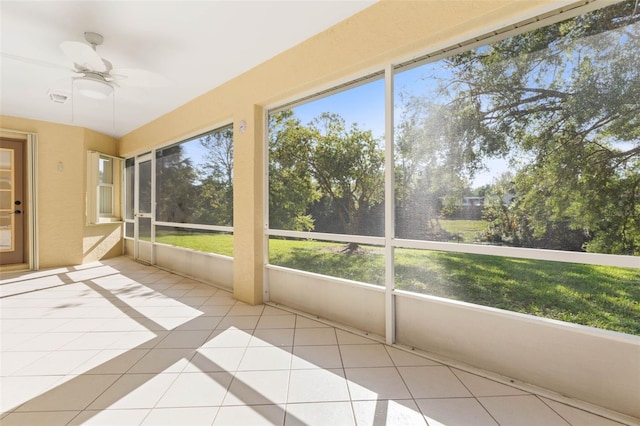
(342, 242), (360, 254)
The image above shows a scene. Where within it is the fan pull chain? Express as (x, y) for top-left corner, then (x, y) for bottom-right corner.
(112, 89), (116, 130)
(71, 79), (75, 123)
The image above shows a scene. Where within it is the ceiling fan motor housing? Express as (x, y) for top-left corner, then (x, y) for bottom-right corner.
(84, 32), (104, 48)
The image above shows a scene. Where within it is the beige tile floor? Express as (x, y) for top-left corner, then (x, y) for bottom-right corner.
(0, 256), (629, 425)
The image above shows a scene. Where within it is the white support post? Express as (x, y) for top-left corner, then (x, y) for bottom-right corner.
(384, 63), (396, 345)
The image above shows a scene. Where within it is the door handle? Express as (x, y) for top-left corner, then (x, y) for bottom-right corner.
(14, 210), (22, 214)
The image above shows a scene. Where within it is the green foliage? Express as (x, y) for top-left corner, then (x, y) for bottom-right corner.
(269, 110), (320, 231)
(155, 127), (234, 226)
(269, 110), (385, 236)
(198, 128), (234, 226)
(480, 172), (535, 247)
(394, 97), (472, 239)
(155, 145), (200, 223)
(396, 1), (640, 254)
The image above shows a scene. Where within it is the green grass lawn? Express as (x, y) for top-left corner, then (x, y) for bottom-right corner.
(438, 219), (488, 243)
(153, 232), (640, 335)
(394, 249), (640, 335)
(155, 232), (234, 257)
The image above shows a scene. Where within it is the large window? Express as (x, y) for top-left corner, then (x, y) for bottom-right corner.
(268, 1), (639, 335)
(156, 126), (233, 226)
(269, 77), (385, 237)
(394, 2), (639, 255)
(124, 125), (234, 257)
(268, 76), (385, 275)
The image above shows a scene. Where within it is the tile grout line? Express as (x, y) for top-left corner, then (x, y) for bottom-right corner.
(281, 312), (299, 426)
(448, 367), (502, 426)
(536, 394), (576, 426)
(334, 326), (359, 426)
(382, 344), (430, 425)
(209, 299), (265, 425)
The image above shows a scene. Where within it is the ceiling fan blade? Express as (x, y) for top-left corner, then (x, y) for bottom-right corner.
(110, 68), (170, 87)
(60, 41), (106, 72)
(1, 52), (69, 71)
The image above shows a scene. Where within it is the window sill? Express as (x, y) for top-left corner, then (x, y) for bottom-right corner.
(88, 218), (123, 225)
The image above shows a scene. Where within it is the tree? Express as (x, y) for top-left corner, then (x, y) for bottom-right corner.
(397, 1), (640, 254)
(307, 113), (384, 247)
(155, 145), (200, 223)
(269, 110), (385, 251)
(395, 97), (473, 240)
(480, 172), (536, 247)
(269, 110), (319, 232)
(199, 127), (234, 226)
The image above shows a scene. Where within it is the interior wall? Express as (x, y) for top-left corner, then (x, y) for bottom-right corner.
(154, 243), (233, 291)
(268, 267), (386, 336)
(0, 115), (119, 267)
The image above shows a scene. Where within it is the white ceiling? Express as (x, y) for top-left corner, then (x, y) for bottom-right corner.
(1, 1), (375, 138)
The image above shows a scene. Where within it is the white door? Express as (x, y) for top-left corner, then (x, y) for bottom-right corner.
(134, 154), (153, 263)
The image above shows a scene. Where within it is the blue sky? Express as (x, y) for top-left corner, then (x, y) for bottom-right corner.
(292, 77), (386, 140)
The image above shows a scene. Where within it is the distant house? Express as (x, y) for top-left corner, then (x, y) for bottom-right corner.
(502, 193), (516, 205)
(463, 194), (515, 207)
(462, 196), (485, 207)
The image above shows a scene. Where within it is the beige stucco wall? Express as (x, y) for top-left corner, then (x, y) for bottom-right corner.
(0, 115), (119, 267)
(118, 0), (565, 304)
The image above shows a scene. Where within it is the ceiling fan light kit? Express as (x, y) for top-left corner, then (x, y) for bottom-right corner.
(74, 74), (114, 100)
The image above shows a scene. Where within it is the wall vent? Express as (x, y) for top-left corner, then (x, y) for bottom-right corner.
(48, 90), (69, 104)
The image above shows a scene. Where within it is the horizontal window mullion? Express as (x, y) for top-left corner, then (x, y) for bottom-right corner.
(392, 238), (638, 269)
(154, 221), (233, 233)
(267, 229), (384, 246)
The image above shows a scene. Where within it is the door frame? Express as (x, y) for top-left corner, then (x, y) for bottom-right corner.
(0, 138), (25, 265)
(0, 129), (38, 271)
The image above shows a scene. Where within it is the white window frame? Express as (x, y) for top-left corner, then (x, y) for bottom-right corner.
(98, 156), (114, 217)
(87, 151), (123, 224)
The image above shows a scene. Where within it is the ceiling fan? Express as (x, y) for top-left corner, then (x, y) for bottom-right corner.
(61, 32), (118, 99)
(59, 31), (166, 100)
